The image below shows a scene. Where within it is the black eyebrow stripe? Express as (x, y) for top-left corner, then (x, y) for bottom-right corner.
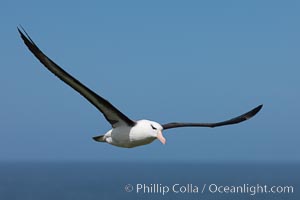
(151, 124), (157, 130)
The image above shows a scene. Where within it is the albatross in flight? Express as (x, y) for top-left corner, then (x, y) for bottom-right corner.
(18, 27), (263, 148)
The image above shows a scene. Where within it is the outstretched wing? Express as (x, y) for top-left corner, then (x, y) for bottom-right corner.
(18, 27), (135, 128)
(162, 104), (262, 130)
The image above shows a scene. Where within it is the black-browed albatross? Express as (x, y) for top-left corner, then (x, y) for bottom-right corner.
(18, 27), (263, 148)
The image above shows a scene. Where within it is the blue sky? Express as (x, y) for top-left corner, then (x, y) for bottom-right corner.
(1, 0), (299, 162)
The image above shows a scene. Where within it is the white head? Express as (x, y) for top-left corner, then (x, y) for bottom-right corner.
(137, 120), (166, 145)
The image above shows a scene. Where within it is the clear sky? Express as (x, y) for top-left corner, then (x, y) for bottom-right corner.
(1, 0), (299, 162)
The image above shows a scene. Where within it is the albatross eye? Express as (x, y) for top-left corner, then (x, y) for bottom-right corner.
(151, 124), (157, 130)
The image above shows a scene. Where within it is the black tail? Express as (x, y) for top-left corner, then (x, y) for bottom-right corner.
(93, 135), (106, 142)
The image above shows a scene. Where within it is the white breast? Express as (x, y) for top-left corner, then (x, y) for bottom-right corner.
(107, 121), (156, 148)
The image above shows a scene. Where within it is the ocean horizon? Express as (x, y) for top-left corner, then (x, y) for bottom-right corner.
(0, 161), (298, 200)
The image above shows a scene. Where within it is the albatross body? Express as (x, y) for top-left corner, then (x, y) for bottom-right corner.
(96, 120), (164, 148)
(18, 27), (263, 148)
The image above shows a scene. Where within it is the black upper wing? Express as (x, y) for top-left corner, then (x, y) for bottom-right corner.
(162, 104), (262, 130)
(18, 27), (135, 128)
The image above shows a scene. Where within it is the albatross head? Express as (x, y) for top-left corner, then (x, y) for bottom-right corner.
(136, 120), (165, 145)
(146, 120), (165, 144)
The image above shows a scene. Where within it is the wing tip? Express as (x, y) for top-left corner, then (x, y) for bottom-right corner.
(254, 104), (263, 114)
(17, 25), (37, 47)
(246, 104), (263, 119)
(17, 25), (26, 38)
(17, 26), (25, 40)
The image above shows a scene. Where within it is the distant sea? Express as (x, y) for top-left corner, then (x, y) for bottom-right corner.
(0, 161), (298, 200)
